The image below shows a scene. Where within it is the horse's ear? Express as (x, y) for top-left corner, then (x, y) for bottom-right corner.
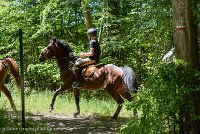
(51, 37), (56, 43)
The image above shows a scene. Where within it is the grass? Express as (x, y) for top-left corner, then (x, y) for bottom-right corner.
(0, 84), (132, 134)
(0, 84), (133, 118)
(0, 84), (134, 133)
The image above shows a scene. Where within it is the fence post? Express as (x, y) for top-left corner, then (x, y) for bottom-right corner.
(19, 29), (25, 128)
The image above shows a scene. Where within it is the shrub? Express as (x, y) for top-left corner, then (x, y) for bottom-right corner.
(121, 63), (200, 134)
(0, 110), (9, 128)
(26, 63), (61, 91)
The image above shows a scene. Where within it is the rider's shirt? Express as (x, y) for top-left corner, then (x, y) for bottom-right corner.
(89, 39), (101, 63)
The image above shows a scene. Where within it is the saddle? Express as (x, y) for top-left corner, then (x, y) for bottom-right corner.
(81, 65), (96, 77)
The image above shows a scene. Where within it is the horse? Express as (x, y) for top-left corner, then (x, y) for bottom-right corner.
(39, 38), (138, 120)
(0, 57), (21, 112)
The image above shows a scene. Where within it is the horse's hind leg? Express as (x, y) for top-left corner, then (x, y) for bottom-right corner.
(120, 91), (138, 118)
(107, 89), (124, 120)
(0, 83), (17, 112)
(120, 92), (132, 102)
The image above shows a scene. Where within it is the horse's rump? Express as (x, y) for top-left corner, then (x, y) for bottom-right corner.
(1, 58), (21, 88)
(0, 60), (8, 81)
(0, 60), (10, 83)
(0, 57), (21, 112)
(104, 64), (138, 93)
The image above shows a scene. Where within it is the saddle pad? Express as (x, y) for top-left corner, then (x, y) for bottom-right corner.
(81, 66), (96, 77)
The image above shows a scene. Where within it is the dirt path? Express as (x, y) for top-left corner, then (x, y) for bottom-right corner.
(25, 113), (128, 134)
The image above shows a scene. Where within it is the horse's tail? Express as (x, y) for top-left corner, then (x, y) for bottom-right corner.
(122, 66), (138, 93)
(4, 58), (21, 89)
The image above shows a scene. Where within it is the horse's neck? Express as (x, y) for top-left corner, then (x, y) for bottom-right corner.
(56, 58), (69, 71)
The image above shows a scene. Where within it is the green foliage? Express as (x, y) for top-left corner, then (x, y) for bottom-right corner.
(121, 63), (200, 134)
(26, 63), (60, 91)
(0, 110), (9, 128)
(99, 0), (173, 82)
(0, 0), (200, 133)
(0, 109), (52, 134)
(0, 0), (174, 86)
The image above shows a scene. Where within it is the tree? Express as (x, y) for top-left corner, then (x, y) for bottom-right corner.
(0, 1), (200, 132)
(82, 0), (93, 29)
(172, 0), (199, 68)
(172, 0), (200, 133)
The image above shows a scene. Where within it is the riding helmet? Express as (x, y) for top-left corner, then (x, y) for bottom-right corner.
(87, 28), (97, 35)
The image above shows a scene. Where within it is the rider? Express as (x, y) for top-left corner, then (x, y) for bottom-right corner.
(73, 28), (101, 88)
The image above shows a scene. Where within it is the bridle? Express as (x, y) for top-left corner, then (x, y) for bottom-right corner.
(42, 41), (74, 71)
(44, 42), (70, 60)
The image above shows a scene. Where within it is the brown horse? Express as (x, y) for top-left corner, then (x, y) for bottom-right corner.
(0, 57), (21, 112)
(39, 38), (138, 120)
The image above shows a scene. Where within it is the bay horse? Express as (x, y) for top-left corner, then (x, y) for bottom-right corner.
(0, 57), (21, 112)
(39, 38), (138, 120)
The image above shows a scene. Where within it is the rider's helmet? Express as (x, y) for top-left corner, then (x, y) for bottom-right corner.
(87, 28), (97, 36)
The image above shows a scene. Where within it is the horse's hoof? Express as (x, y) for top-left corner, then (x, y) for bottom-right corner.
(49, 106), (54, 113)
(73, 111), (80, 118)
(73, 112), (80, 118)
(73, 113), (77, 118)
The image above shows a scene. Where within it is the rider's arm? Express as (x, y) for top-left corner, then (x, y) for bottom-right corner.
(80, 47), (94, 57)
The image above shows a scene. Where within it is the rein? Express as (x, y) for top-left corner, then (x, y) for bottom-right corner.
(55, 56), (74, 72)
(57, 57), (69, 60)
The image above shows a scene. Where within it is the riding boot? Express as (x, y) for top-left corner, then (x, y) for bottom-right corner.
(73, 68), (84, 88)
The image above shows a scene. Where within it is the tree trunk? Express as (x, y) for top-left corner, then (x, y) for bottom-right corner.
(82, 0), (93, 29)
(172, 0), (200, 133)
(107, 0), (120, 36)
(172, 0), (199, 68)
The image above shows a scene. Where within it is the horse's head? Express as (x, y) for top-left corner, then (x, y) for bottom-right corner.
(39, 37), (70, 62)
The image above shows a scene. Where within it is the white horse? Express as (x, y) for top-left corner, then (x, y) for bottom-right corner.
(162, 48), (175, 63)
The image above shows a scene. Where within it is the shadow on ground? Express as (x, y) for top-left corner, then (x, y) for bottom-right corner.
(25, 113), (129, 134)
(0, 110), (129, 134)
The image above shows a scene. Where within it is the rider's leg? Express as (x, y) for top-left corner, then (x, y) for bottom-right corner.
(72, 58), (96, 88)
(74, 67), (83, 88)
(72, 60), (84, 88)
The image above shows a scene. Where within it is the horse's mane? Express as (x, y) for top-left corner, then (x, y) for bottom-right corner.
(57, 40), (72, 52)
(55, 39), (77, 62)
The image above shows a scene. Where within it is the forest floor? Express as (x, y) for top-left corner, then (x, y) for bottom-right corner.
(25, 113), (128, 134)
(2, 111), (129, 134)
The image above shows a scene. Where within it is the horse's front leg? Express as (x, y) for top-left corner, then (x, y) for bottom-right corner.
(49, 89), (60, 112)
(73, 89), (80, 117)
(49, 84), (67, 112)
